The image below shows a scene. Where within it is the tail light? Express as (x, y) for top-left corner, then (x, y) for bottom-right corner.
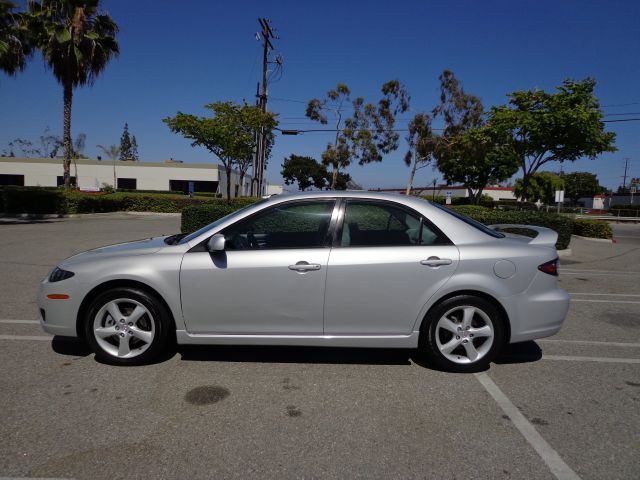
(538, 258), (559, 276)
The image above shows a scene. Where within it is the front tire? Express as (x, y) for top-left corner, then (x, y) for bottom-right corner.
(419, 295), (505, 373)
(84, 288), (172, 365)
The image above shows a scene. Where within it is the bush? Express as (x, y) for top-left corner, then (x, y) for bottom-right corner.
(449, 205), (574, 250)
(420, 194), (494, 208)
(116, 189), (184, 195)
(0, 186), (67, 214)
(181, 201), (258, 233)
(610, 205), (640, 217)
(0, 186), (261, 215)
(572, 219), (613, 239)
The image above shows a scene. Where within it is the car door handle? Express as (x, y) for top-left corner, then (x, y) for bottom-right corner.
(420, 257), (453, 267)
(288, 262), (321, 272)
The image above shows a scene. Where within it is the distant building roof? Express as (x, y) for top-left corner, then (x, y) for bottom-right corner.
(0, 156), (218, 170)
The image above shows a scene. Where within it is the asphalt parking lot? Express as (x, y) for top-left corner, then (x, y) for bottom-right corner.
(0, 214), (638, 480)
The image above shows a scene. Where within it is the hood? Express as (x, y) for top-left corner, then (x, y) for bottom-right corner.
(61, 236), (168, 266)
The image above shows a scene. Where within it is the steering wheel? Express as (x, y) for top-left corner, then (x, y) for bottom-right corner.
(247, 231), (259, 250)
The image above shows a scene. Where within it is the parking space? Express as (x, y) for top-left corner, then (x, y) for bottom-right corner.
(0, 214), (638, 479)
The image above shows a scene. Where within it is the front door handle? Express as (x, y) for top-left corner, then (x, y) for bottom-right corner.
(420, 256), (453, 267)
(288, 261), (321, 272)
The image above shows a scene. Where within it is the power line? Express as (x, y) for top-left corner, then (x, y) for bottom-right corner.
(602, 118), (640, 123)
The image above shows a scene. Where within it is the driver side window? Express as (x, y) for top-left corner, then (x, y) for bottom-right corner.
(222, 200), (335, 250)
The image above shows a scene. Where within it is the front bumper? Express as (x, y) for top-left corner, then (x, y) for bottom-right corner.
(37, 276), (83, 337)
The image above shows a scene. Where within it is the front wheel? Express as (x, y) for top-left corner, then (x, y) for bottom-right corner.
(84, 288), (172, 365)
(419, 295), (505, 373)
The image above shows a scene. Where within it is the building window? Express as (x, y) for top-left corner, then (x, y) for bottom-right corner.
(169, 180), (218, 194)
(117, 178), (137, 190)
(0, 174), (25, 186)
(56, 176), (76, 187)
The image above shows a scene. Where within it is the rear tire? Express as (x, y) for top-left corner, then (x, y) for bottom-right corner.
(419, 295), (505, 373)
(84, 288), (172, 365)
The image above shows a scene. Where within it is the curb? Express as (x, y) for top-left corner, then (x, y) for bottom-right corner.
(571, 234), (614, 244)
(0, 211), (181, 220)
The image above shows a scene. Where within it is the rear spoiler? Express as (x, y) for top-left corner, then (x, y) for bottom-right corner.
(489, 224), (558, 248)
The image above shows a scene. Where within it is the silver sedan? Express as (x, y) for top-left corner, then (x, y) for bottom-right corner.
(37, 191), (569, 372)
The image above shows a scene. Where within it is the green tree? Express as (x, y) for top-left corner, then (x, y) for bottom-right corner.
(281, 154), (327, 191)
(164, 101), (277, 201)
(119, 123), (132, 160)
(404, 113), (437, 195)
(130, 135), (138, 160)
(436, 124), (519, 203)
(0, 0), (32, 76)
(27, 0), (119, 187)
(432, 70), (519, 203)
(562, 171), (606, 204)
(514, 172), (564, 204)
(490, 78), (616, 201)
(306, 80), (409, 189)
(97, 143), (120, 188)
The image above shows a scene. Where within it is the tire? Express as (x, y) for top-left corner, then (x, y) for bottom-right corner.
(419, 295), (505, 373)
(84, 287), (172, 365)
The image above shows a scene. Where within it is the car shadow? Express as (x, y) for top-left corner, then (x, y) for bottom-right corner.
(51, 336), (92, 357)
(178, 345), (414, 366)
(494, 341), (543, 364)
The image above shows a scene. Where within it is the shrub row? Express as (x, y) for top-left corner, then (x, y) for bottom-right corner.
(450, 205), (574, 250)
(0, 186), (258, 215)
(572, 219), (613, 239)
(180, 202), (258, 233)
(609, 204), (640, 217)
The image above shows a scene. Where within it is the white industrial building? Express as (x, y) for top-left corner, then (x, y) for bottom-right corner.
(0, 157), (282, 197)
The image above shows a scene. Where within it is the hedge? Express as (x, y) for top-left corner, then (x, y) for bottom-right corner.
(0, 186), (259, 215)
(610, 205), (640, 217)
(449, 205), (573, 250)
(572, 219), (613, 239)
(181, 201), (257, 233)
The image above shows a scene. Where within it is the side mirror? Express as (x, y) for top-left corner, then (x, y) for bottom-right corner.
(206, 234), (226, 252)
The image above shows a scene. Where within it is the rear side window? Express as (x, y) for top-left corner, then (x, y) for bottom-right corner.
(432, 203), (505, 238)
(340, 200), (449, 247)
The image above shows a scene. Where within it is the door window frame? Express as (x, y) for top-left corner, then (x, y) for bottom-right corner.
(332, 198), (452, 248)
(192, 198), (341, 252)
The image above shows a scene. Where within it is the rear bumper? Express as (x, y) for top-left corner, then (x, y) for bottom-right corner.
(500, 278), (570, 343)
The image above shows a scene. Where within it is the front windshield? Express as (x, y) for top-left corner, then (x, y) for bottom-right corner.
(178, 201), (266, 244)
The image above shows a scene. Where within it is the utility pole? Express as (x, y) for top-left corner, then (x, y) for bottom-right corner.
(251, 82), (260, 196)
(256, 17), (278, 196)
(622, 158), (630, 189)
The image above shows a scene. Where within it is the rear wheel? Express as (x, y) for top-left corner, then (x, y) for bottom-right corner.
(84, 288), (172, 365)
(419, 295), (505, 373)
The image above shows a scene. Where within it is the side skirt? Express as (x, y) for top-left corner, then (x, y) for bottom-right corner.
(176, 330), (420, 348)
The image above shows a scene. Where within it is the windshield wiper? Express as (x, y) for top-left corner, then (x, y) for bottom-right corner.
(164, 233), (187, 245)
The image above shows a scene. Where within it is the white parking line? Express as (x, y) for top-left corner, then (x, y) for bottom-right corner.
(0, 335), (51, 341)
(543, 355), (640, 364)
(570, 299), (640, 304)
(475, 373), (580, 480)
(561, 268), (640, 274)
(568, 293), (640, 297)
(0, 319), (40, 324)
(562, 272), (640, 277)
(538, 339), (640, 348)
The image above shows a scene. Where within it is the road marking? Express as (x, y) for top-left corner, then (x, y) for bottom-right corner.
(0, 335), (51, 341)
(561, 268), (640, 274)
(570, 299), (640, 304)
(562, 272), (640, 277)
(568, 292), (640, 297)
(0, 319), (40, 324)
(538, 339), (640, 348)
(543, 355), (640, 364)
(475, 373), (580, 480)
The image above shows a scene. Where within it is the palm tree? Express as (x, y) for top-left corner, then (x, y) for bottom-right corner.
(0, 0), (32, 75)
(97, 143), (119, 188)
(28, 0), (119, 187)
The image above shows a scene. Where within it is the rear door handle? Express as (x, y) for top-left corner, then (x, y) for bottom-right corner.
(288, 261), (321, 272)
(420, 257), (452, 267)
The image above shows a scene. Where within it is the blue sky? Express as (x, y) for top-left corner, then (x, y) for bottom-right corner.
(1, 0), (639, 190)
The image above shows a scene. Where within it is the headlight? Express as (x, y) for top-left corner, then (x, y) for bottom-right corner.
(49, 267), (75, 282)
